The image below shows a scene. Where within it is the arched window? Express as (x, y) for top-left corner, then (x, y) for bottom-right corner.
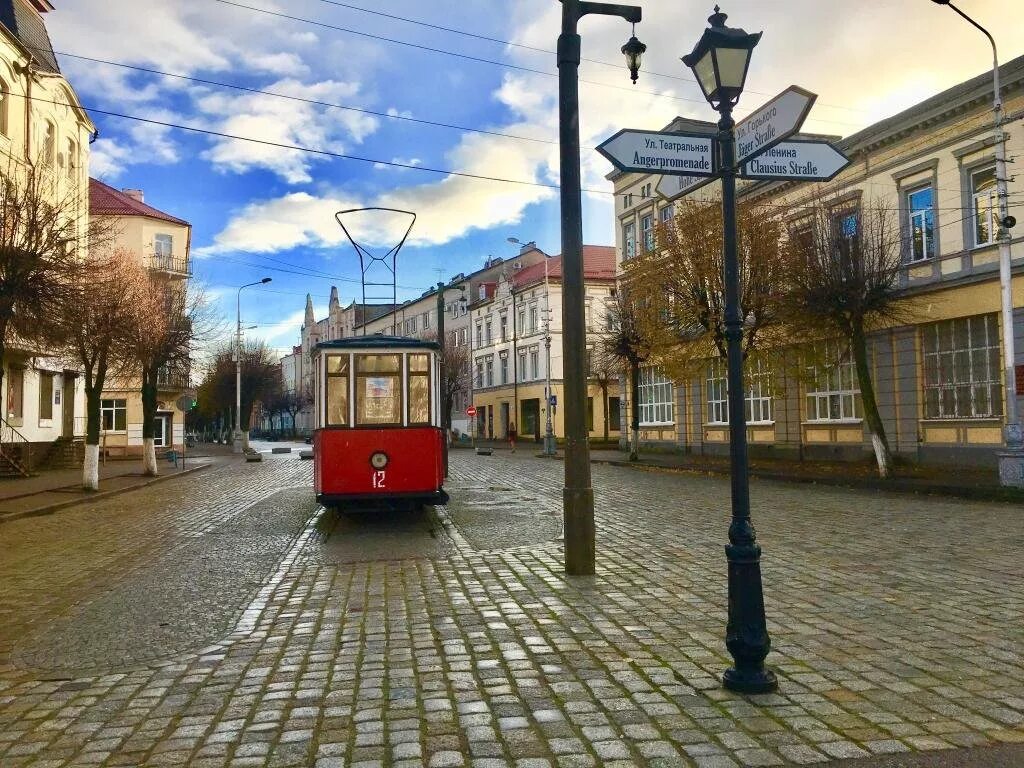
(0, 79), (8, 137)
(65, 137), (77, 178)
(42, 120), (55, 165)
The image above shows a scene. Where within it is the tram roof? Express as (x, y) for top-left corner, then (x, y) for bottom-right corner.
(316, 335), (440, 351)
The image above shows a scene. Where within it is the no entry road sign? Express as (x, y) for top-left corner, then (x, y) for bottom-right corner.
(597, 129), (716, 177)
(740, 139), (850, 182)
(466, 405), (477, 417)
(735, 85), (816, 164)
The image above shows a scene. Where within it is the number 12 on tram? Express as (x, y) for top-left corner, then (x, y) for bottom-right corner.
(313, 336), (449, 510)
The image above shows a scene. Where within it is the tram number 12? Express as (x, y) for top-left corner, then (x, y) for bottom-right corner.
(372, 470), (386, 489)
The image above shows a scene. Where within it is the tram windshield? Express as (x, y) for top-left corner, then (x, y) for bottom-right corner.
(356, 354), (402, 425)
(319, 348), (436, 429)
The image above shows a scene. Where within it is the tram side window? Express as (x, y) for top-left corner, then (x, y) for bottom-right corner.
(408, 353), (431, 425)
(326, 355), (349, 426)
(356, 354), (402, 425)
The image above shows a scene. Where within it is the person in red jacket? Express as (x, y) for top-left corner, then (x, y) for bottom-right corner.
(507, 422), (517, 454)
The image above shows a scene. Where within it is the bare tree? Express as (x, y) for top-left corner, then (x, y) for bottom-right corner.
(281, 388), (310, 438)
(125, 278), (215, 475)
(0, 158), (110, 401)
(193, 341), (280, 448)
(595, 291), (649, 461)
(625, 197), (787, 382)
(61, 248), (145, 490)
(424, 331), (470, 440)
(783, 196), (911, 477)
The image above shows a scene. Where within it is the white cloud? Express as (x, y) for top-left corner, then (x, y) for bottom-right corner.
(197, 79), (379, 184)
(88, 138), (131, 181)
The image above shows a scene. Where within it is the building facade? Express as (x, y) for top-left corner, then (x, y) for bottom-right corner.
(89, 180), (192, 457)
(0, 0), (93, 475)
(470, 246), (620, 444)
(608, 56), (1024, 467)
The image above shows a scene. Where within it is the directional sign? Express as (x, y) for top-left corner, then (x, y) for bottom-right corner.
(735, 85), (816, 164)
(597, 129), (716, 177)
(655, 172), (717, 201)
(739, 139), (850, 182)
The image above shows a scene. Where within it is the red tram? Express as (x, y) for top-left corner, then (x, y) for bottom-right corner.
(312, 336), (448, 510)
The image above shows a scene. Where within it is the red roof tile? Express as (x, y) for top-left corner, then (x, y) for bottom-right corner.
(512, 245), (616, 289)
(89, 178), (190, 226)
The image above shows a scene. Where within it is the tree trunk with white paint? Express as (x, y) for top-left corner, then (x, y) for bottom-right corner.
(83, 443), (99, 491)
(142, 437), (157, 476)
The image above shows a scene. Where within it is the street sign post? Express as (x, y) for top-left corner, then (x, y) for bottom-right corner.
(597, 129), (717, 177)
(734, 85), (816, 164)
(739, 139), (850, 182)
(655, 172), (717, 201)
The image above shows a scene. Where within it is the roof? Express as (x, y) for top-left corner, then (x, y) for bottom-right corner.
(89, 178), (190, 226)
(512, 245), (616, 289)
(0, 0), (59, 74)
(316, 336), (440, 351)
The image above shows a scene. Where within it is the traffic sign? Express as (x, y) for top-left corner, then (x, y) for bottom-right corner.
(656, 171), (717, 201)
(740, 139), (850, 182)
(176, 394), (194, 412)
(735, 85), (816, 164)
(596, 129), (716, 177)
(466, 405), (477, 417)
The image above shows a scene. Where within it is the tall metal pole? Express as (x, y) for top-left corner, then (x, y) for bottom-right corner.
(544, 258), (556, 456)
(557, 0), (641, 576)
(234, 287), (243, 454)
(939, 3), (1023, 483)
(718, 106), (776, 693)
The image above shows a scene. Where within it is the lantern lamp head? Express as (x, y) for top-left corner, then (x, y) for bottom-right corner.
(621, 30), (647, 84)
(681, 6), (761, 111)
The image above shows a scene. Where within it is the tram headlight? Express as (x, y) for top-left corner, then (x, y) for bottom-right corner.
(370, 451), (389, 470)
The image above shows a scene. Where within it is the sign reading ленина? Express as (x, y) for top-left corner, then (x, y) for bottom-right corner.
(740, 140), (849, 182)
(596, 130), (717, 176)
(734, 85), (817, 164)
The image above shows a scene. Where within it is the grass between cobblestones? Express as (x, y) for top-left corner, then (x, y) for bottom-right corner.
(0, 452), (1021, 767)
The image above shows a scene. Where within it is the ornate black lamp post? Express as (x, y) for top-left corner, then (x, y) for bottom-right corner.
(557, 0), (645, 576)
(682, 6), (777, 694)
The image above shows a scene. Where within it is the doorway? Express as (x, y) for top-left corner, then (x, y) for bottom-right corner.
(61, 373), (76, 437)
(154, 413), (171, 448)
(521, 399), (539, 441)
(499, 402), (510, 438)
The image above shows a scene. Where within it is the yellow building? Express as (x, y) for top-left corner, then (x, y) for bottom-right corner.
(608, 56), (1024, 468)
(0, 0), (94, 475)
(470, 246), (620, 445)
(89, 179), (191, 457)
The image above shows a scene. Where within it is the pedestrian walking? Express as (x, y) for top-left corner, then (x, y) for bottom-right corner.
(507, 422), (517, 453)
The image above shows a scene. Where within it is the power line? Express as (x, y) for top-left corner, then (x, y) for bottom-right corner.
(213, 0), (864, 129)
(308, 0), (872, 117)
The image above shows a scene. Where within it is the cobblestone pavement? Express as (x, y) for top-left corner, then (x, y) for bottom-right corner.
(0, 452), (1022, 767)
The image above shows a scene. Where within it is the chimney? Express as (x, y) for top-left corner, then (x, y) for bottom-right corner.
(122, 188), (144, 203)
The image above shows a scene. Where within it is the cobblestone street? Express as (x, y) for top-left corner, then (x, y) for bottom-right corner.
(1, 450), (1023, 767)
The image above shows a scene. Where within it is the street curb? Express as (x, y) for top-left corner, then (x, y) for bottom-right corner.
(0, 462), (216, 525)
(539, 453), (1024, 504)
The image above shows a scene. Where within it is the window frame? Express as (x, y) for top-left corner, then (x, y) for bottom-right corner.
(638, 366), (674, 427)
(641, 213), (654, 252)
(100, 398), (127, 432)
(805, 344), (862, 423)
(623, 222), (636, 260)
(324, 354), (350, 427)
(921, 314), (1002, 420)
(354, 353), (403, 427)
(971, 166), (998, 248)
(906, 184), (935, 262)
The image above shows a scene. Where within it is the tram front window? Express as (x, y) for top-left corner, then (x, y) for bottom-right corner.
(356, 354), (402, 425)
(408, 354), (430, 425)
(326, 355), (349, 426)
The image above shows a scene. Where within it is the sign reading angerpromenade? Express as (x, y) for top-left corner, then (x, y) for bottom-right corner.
(597, 130), (716, 176)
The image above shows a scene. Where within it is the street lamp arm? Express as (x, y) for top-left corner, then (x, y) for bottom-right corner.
(575, 1), (641, 24)
(941, 3), (1001, 105)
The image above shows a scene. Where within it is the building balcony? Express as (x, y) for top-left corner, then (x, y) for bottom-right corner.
(156, 366), (190, 391)
(150, 253), (191, 277)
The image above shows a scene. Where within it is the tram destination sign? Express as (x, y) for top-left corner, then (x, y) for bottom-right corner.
(655, 171), (717, 201)
(596, 129), (716, 177)
(735, 85), (816, 164)
(739, 139), (850, 182)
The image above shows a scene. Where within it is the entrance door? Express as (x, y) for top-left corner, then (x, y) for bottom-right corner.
(61, 374), (75, 437)
(154, 414), (170, 448)
(499, 402), (510, 438)
(521, 399), (539, 441)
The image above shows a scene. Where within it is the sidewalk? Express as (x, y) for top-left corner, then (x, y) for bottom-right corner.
(0, 442), (237, 524)
(480, 440), (1024, 503)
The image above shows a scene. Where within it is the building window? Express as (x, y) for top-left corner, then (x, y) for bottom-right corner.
(475, 362), (483, 388)
(907, 186), (934, 262)
(641, 214), (654, 252)
(707, 356), (772, 424)
(659, 204), (673, 224)
(707, 359), (728, 424)
(500, 355), (509, 384)
(640, 182), (651, 199)
(609, 397), (621, 429)
(971, 167), (998, 247)
(0, 78), (8, 137)
(623, 222), (635, 260)
(6, 366), (24, 419)
(458, 328), (467, 346)
(530, 348), (539, 380)
(639, 367), (674, 426)
(806, 344), (861, 422)
(518, 351), (527, 381)
(518, 309), (526, 335)
(154, 233), (173, 260)
(422, 310), (431, 330)
(41, 120), (55, 166)
(485, 321), (492, 345)
(529, 306), (538, 333)
(38, 372), (54, 421)
(622, 193), (633, 209)
(485, 357), (494, 387)
(500, 314), (508, 342)
(922, 314), (1002, 419)
(476, 323), (482, 346)
(101, 398), (127, 431)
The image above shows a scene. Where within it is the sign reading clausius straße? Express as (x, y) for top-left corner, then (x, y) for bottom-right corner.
(740, 140), (849, 182)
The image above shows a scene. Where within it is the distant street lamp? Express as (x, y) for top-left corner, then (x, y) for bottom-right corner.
(235, 278), (272, 453)
(929, 0), (1022, 486)
(682, 6), (777, 693)
(436, 280), (468, 476)
(557, 0), (645, 576)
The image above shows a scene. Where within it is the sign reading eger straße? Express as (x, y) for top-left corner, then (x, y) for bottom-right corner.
(734, 85), (817, 164)
(596, 129), (716, 177)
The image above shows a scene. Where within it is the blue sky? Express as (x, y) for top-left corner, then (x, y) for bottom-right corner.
(46, 0), (1024, 351)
